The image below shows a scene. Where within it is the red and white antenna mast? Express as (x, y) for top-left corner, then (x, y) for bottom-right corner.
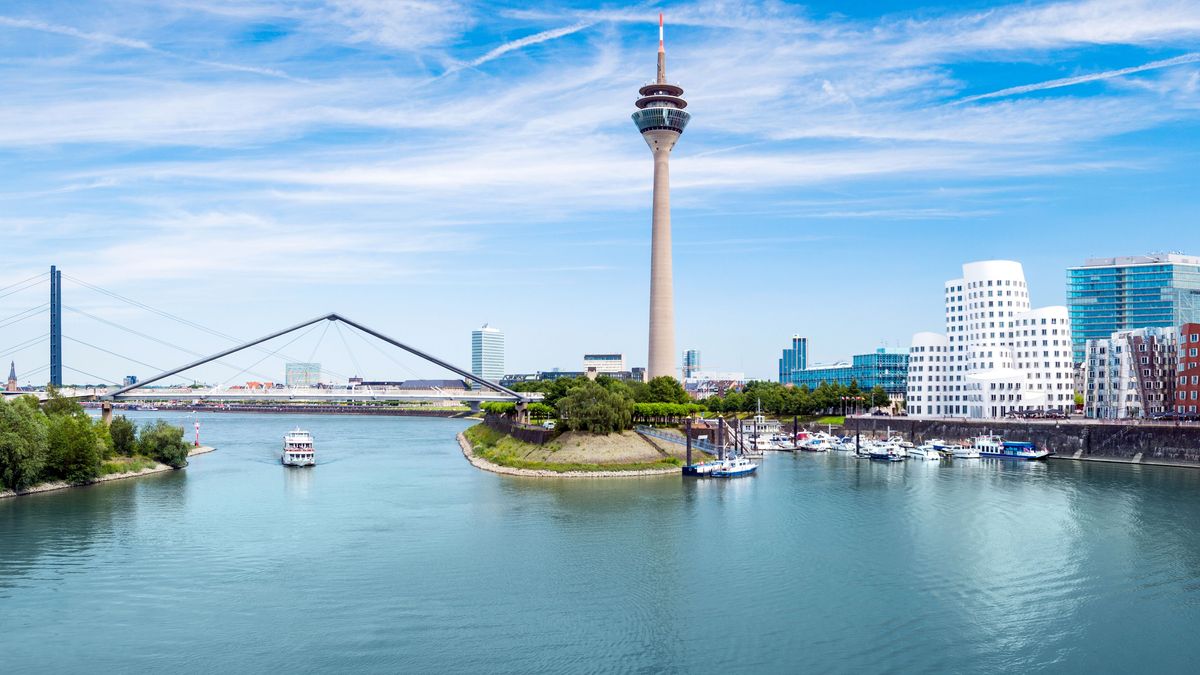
(656, 12), (667, 83)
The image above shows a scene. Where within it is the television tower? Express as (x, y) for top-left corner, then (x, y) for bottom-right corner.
(633, 13), (689, 380)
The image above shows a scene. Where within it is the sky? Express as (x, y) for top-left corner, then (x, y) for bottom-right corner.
(2, 0), (1200, 386)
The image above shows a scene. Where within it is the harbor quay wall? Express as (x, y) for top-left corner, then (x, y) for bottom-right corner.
(845, 417), (1200, 466)
(172, 405), (472, 418)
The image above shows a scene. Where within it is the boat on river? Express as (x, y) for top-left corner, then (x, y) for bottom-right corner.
(711, 456), (759, 477)
(972, 435), (1052, 460)
(907, 444), (942, 461)
(947, 444), (979, 459)
(682, 460), (723, 476)
(282, 429), (316, 467)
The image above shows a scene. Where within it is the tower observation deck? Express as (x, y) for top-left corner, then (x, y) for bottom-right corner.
(633, 14), (689, 380)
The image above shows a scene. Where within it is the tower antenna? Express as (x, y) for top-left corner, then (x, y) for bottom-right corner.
(657, 13), (666, 83)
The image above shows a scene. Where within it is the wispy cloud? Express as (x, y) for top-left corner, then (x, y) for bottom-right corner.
(958, 52), (1200, 103)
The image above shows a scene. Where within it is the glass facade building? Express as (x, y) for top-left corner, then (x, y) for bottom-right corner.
(777, 336), (808, 383)
(783, 349), (909, 395)
(682, 349), (700, 378)
(1068, 255), (1200, 363)
(471, 324), (505, 386)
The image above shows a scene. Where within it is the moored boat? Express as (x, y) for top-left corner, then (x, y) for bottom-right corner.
(282, 428), (315, 467)
(948, 444), (979, 459)
(973, 435), (1052, 460)
(907, 444), (942, 460)
(682, 460), (723, 476)
(711, 456), (759, 477)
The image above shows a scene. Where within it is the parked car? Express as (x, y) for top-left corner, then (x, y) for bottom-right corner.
(542, 420), (556, 430)
(870, 410), (891, 416)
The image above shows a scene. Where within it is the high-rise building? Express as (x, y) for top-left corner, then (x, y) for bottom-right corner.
(6, 361), (17, 392)
(122, 375), (138, 388)
(285, 362), (321, 388)
(583, 353), (624, 374)
(907, 260), (1074, 418)
(1083, 326), (1177, 419)
(471, 324), (505, 386)
(777, 335), (808, 383)
(634, 14), (689, 380)
(682, 349), (700, 378)
(1067, 253), (1200, 363)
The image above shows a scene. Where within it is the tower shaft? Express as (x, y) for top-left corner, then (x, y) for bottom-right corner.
(50, 265), (62, 387)
(648, 148), (674, 379)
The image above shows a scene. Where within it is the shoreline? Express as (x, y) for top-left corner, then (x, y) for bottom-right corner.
(456, 432), (679, 478)
(0, 445), (216, 500)
(94, 405), (475, 419)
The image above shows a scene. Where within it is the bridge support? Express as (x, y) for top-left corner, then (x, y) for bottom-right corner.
(515, 400), (530, 424)
(101, 401), (113, 426)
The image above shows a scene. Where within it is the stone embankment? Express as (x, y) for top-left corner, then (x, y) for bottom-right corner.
(847, 417), (1200, 468)
(0, 445), (215, 499)
(457, 433), (678, 478)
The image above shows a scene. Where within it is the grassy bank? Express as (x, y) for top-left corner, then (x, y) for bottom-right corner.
(463, 424), (681, 473)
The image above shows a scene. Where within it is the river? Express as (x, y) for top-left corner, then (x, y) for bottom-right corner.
(3, 412), (1200, 673)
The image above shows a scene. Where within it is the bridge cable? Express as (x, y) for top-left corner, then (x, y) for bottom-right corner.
(61, 305), (283, 384)
(343, 322), (432, 382)
(63, 364), (120, 386)
(63, 335), (164, 372)
(211, 321), (322, 391)
(0, 272), (48, 300)
(62, 274), (357, 383)
(0, 333), (49, 360)
(0, 305), (48, 331)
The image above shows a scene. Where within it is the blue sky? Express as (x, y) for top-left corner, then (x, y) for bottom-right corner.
(2, 0), (1200, 385)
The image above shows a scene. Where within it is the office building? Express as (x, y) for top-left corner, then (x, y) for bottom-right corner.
(907, 260), (1075, 418)
(584, 353), (625, 374)
(284, 362), (321, 388)
(684, 371), (745, 399)
(471, 324), (505, 386)
(1083, 326), (1177, 419)
(1176, 323), (1200, 415)
(682, 349), (700, 378)
(777, 335), (808, 383)
(783, 348), (909, 396)
(634, 15), (690, 379)
(1067, 253), (1200, 363)
(122, 375), (138, 388)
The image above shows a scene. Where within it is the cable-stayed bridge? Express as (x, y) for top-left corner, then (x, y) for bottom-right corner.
(1, 268), (537, 408)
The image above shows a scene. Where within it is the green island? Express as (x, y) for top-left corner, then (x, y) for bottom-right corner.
(0, 391), (193, 497)
(460, 375), (882, 475)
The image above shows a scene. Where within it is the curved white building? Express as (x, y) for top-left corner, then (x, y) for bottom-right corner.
(907, 261), (1074, 418)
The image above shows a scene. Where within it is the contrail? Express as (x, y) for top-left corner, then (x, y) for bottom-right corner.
(468, 21), (593, 67)
(0, 15), (304, 82)
(958, 52), (1200, 103)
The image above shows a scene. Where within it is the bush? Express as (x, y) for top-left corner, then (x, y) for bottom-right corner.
(481, 402), (516, 415)
(109, 415), (137, 456)
(138, 420), (190, 469)
(45, 412), (103, 484)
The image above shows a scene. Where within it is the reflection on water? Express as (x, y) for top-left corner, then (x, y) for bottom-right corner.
(2, 412), (1200, 673)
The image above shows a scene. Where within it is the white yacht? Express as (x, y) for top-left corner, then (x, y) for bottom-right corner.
(907, 444), (942, 461)
(282, 429), (316, 467)
(948, 444), (980, 459)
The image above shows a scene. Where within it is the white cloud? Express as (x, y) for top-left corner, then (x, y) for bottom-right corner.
(326, 0), (471, 51)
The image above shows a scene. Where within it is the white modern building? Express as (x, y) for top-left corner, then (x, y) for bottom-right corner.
(1083, 326), (1178, 419)
(583, 353), (625, 374)
(907, 260), (1075, 418)
(471, 324), (504, 386)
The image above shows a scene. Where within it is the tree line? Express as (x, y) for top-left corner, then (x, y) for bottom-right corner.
(484, 375), (894, 436)
(0, 393), (191, 492)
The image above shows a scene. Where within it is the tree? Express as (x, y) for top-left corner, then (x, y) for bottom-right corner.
(45, 411), (103, 484)
(41, 386), (84, 417)
(109, 415), (137, 456)
(869, 386), (891, 409)
(556, 381), (634, 434)
(643, 376), (690, 404)
(138, 420), (190, 469)
(0, 396), (49, 491)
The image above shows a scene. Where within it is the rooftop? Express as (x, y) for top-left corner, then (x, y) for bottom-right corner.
(1072, 253), (1200, 269)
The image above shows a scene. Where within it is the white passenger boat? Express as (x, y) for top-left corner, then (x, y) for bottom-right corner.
(972, 435), (1052, 460)
(282, 429), (316, 466)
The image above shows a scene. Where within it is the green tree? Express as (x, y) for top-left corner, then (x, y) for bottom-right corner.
(642, 376), (690, 404)
(138, 420), (190, 469)
(556, 381), (634, 434)
(45, 411), (103, 484)
(42, 386), (84, 417)
(869, 386), (891, 409)
(109, 415), (137, 456)
(0, 396), (49, 491)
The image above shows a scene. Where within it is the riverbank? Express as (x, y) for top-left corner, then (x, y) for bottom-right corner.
(93, 404), (474, 418)
(0, 445), (215, 499)
(458, 425), (681, 477)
